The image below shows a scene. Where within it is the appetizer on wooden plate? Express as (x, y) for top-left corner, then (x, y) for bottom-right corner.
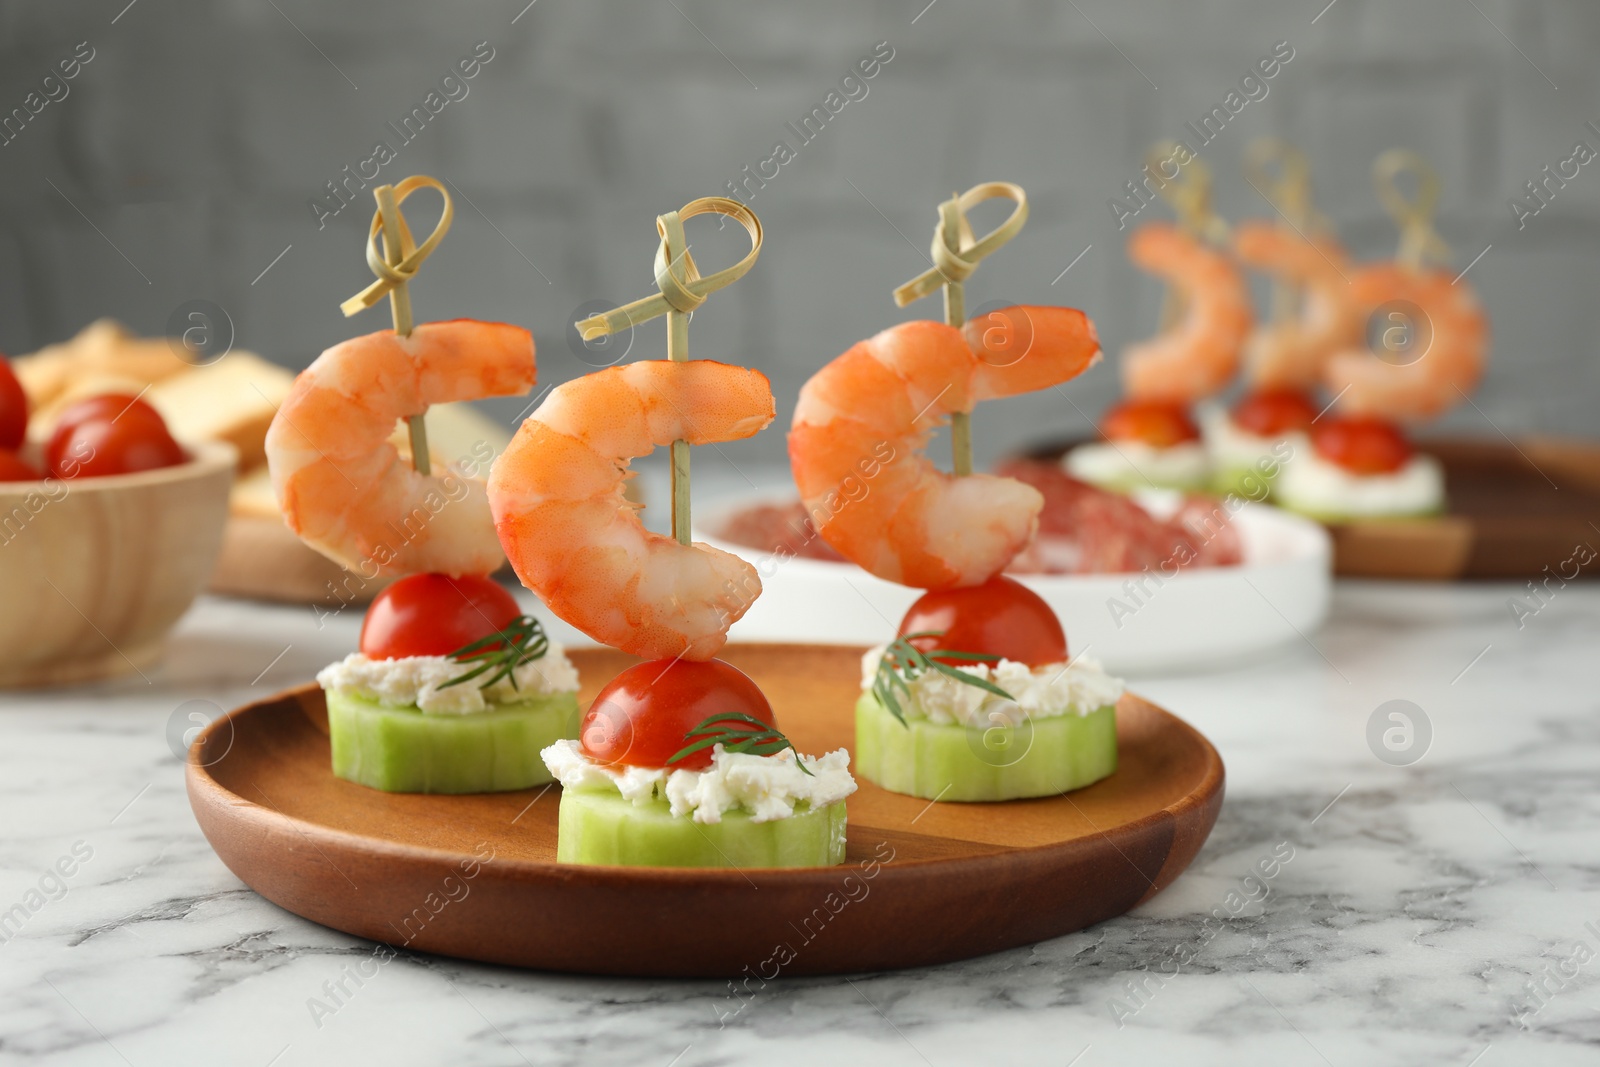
(264, 175), (576, 794)
(490, 196), (858, 867)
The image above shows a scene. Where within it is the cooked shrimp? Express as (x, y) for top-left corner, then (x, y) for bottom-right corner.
(788, 307), (1100, 590)
(1233, 221), (1361, 390)
(266, 319), (536, 578)
(489, 359), (774, 662)
(1323, 263), (1488, 421)
(1122, 223), (1252, 402)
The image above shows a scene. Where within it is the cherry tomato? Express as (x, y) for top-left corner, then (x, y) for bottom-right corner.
(581, 658), (775, 771)
(1100, 399), (1200, 448)
(50, 393), (166, 436)
(360, 573), (523, 660)
(0, 449), (41, 482)
(0, 356), (26, 451)
(900, 575), (1067, 667)
(45, 402), (187, 479)
(1313, 416), (1413, 475)
(1231, 387), (1319, 437)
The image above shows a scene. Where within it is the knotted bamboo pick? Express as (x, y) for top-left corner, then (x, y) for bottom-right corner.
(893, 181), (1028, 477)
(341, 175), (455, 476)
(576, 197), (764, 547)
(1146, 144), (1230, 331)
(1373, 148), (1451, 273)
(1245, 137), (1326, 323)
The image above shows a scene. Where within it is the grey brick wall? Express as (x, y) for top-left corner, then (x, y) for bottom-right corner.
(0, 0), (1595, 468)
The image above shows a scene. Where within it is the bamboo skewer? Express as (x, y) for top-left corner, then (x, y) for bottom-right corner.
(894, 181), (1028, 478)
(1147, 145), (1229, 332)
(1373, 148), (1450, 273)
(341, 175), (454, 476)
(1245, 137), (1323, 325)
(576, 197), (764, 547)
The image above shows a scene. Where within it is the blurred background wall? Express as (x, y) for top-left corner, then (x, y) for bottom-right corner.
(0, 0), (1596, 472)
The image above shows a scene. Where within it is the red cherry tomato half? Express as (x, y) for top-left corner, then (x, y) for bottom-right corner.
(0, 449), (41, 482)
(0, 356), (26, 451)
(1312, 416), (1413, 475)
(1100, 399), (1200, 448)
(360, 573), (523, 660)
(580, 658), (776, 771)
(1231, 387), (1319, 437)
(900, 575), (1067, 668)
(45, 402), (187, 480)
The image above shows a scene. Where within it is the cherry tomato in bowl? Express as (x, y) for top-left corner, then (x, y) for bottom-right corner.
(581, 658), (775, 771)
(900, 575), (1067, 667)
(1100, 399), (1200, 448)
(44, 394), (187, 479)
(0, 356), (26, 451)
(0, 449), (41, 482)
(1312, 416), (1413, 475)
(1231, 387), (1319, 437)
(359, 573), (523, 660)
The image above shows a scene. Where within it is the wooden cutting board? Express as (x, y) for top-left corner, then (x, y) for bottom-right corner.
(186, 644), (1224, 977)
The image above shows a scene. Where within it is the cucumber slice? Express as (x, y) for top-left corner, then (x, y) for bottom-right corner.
(326, 688), (580, 794)
(556, 788), (848, 868)
(854, 691), (1117, 801)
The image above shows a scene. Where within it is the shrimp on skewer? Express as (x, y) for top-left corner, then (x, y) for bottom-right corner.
(489, 359), (775, 662)
(266, 318), (536, 578)
(1121, 223), (1253, 403)
(1323, 263), (1487, 421)
(1233, 221), (1360, 390)
(788, 306), (1100, 590)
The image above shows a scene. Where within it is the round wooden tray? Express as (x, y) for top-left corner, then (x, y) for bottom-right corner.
(186, 644), (1224, 977)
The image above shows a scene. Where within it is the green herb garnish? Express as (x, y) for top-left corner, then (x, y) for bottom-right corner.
(872, 631), (1016, 728)
(668, 712), (814, 776)
(438, 615), (549, 691)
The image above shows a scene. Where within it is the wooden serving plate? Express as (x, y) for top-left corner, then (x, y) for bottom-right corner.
(186, 644), (1223, 977)
(1022, 435), (1600, 580)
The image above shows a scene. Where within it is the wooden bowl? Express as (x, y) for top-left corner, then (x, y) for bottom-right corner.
(187, 644), (1224, 977)
(0, 441), (237, 687)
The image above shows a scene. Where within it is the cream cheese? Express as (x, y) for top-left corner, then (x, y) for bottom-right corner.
(1065, 439), (1211, 490)
(316, 644), (580, 715)
(861, 647), (1124, 728)
(540, 740), (857, 824)
(1202, 406), (1305, 473)
(1275, 449), (1444, 518)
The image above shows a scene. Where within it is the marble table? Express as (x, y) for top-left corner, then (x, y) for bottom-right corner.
(1, 573), (1596, 1067)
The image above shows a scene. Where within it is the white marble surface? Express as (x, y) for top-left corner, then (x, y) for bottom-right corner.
(2, 569), (1597, 1065)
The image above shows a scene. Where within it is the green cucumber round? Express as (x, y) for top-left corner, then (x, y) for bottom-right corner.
(326, 688), (580, 794)
(854, 691), (1117, 801)
(556, 788), (847, 868)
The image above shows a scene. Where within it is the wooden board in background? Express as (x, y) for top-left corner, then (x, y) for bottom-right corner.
(186, 644), (1224, 977)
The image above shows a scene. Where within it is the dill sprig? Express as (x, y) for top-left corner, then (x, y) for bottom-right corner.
(668, 712), (814, 777)
(872, 631), (1016, 728)
(438, 615), (549, 691)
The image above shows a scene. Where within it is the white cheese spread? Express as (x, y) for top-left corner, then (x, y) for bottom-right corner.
(861, 647), (1124, 728)
(541, 740), (857, 824)
(1274, 449), (1444, 518)
(1065, 439), (1211, 490)
(317, 644), (580, 715)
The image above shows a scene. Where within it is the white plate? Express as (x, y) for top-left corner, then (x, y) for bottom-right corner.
(697, 496), (1332, 676)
